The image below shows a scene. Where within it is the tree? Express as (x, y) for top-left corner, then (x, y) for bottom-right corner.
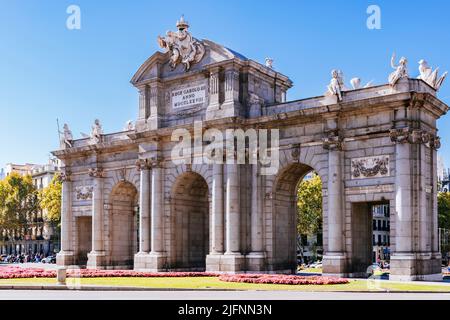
(438, 192), (450, 261)
(438, 192), (450, 230)
(38, 173), (62, 227)
(0, 172), (38, 237)
(296, 173), (323, 263)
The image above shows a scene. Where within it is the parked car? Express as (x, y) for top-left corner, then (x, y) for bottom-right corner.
(41, 256), (56, 264)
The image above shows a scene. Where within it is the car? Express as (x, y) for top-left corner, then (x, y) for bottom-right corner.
(41, 256), (56, 264)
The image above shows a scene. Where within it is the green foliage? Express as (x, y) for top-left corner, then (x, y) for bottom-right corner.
(438, 192), (450, 230)
(38, 173), (62, 226)
(296, 173), (323, 236)
(0, 172), (38, 231)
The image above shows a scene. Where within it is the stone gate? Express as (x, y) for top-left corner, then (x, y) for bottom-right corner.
(54, 17), (448, 281)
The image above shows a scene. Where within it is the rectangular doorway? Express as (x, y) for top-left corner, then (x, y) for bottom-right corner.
(351, 202), (390, 277)
(77, 216), (92, 266)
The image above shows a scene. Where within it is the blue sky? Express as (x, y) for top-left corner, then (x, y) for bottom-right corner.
(1, 0), (450, 169)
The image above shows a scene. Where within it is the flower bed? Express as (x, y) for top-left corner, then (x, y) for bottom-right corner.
(218, 274), (349, 285)
(0, 266), (217, 279)
(0, 266), (349, 285)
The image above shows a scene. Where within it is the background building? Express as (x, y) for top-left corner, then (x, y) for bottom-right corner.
(372, 203), (390, 263)
(0, 159), (60, 256)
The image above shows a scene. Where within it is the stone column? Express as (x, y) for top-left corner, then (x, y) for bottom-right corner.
(147, 160), (167, 271)
(222, 161), (244, 272)
(322, 132), (346, 276)
(134, 159), (151, 270)
(56, 171), (74, 266)
(139, 163), (151, 253)
(87, 168), (106, 269)
(247, 162), (266, 271)
(211, 163), (224, 253)
(206, 163), (225, 271)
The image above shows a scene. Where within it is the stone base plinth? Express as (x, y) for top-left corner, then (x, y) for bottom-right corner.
(246, 252), (266, 272)
(390, 253), (442, 281)
(322, 254), (347, 277)
(206, 253), (245, 273)
(133, 252), (167, 272)
(86, 251), (107, 269)
(56, 251), (75, 267)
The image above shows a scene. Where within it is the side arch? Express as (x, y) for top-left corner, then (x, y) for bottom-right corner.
(107, 181), (139, 269)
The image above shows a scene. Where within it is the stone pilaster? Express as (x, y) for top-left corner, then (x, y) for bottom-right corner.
(220, 67), (241, 118)
(56, 171), (75, 266)
(87, 167), (106, 269)
(322, 131), (347, 276)
(134, 159), (152, 269)
(135, 85), (148, 131)
(206, 67), (221, 121)
(147, 83), (161, 130)
(389, 127), (442, 280)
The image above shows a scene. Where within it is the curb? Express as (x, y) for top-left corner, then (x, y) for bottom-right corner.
(0, 284), (450, 293)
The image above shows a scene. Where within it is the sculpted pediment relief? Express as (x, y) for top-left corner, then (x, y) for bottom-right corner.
(131, 17), (247, 85)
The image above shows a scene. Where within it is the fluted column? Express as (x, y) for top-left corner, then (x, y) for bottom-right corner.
(137, 160), (151, 253)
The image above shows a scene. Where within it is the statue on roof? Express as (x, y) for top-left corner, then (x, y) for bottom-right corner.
(327, 69), (346, 101)
(90, 119), (103, 144)
(388, 53), (409, 86)
(157, 15), (205, 71)
(60, 123), (73, 149)
(418, 59), (447, 91)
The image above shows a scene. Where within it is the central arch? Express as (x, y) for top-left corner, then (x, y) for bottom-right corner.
(272, 163), (321, 273)
(170, 172), (210, 271)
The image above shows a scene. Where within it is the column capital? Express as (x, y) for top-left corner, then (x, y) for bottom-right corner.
(390, 128), (441, 149)
(322, 130), (343, 151)
(135, 159), (151, 171)
(88, 167), (104, 178)
(58, 171), (72, 182)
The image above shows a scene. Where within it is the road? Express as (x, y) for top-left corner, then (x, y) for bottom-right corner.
(0, 290), (449, 300)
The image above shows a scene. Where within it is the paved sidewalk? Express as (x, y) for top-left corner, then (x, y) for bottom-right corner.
(0, 289), (449, 300)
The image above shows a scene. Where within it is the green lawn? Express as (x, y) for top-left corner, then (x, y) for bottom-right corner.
(0, 277), (449, 292)
(298, 267), (322, 274)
